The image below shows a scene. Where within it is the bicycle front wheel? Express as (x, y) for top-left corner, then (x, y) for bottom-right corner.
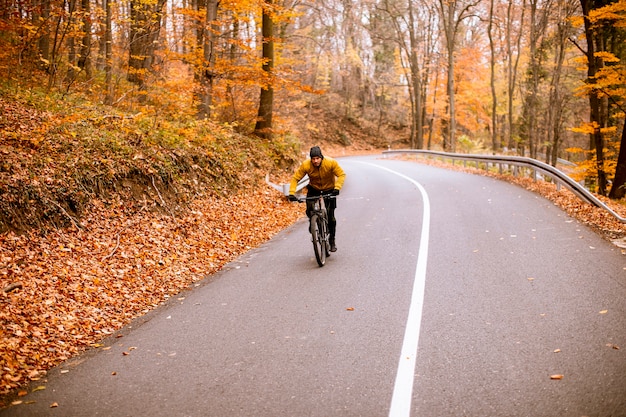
(310, 215), (326, 266)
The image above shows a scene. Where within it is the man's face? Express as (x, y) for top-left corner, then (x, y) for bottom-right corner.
(311, 156), (322, 167)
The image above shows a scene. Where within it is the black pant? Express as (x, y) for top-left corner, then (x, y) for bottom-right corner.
(306, 187), (337, 241)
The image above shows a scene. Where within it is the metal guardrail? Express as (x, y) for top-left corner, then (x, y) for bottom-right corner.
(383, 149), (626, 223)
(266, 174), (308, 195)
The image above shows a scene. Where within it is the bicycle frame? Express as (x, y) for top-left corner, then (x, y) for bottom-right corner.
(309, 195), (327, 223)
(297, 194), (335, 266)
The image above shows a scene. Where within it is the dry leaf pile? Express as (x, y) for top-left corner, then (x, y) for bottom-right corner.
(0, 189), (302, 402)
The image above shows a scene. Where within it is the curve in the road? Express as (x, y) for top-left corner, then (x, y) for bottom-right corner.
(358, 162), (431, 417)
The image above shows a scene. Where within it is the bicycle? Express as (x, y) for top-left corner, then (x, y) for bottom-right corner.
(295, 193), (335, 267)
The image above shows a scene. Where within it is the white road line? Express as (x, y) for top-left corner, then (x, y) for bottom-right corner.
(361, 162), (430, 417)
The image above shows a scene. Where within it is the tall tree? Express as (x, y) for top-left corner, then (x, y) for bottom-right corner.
(197, 0), (219, 119)
(65, 0), (78, 85)
(521, 0), (551, 158)
(104, 0), (113, 104)
(406, 0), (425, 148)
(545, 0), (578, 166)
(381, 0), (414, 146)
(254, 0), (275, 138)
(383, 0), (437, 148)
(579, 0), (610, 195)
(128, 0), (167, 95)
(78, 0), (92, 79)
(36, 0), (52, 68)
(488, 0), (499, 151)
(505, 0), (526, 151)
(585, 0), (626, 198)
(611, 123), (626, 199)
(437, 0), (481, 152)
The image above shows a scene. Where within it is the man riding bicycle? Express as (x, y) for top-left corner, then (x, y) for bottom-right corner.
(288, 146), (346, 252)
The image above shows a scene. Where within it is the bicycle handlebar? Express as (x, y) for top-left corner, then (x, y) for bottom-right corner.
(293, 194), (337, 203)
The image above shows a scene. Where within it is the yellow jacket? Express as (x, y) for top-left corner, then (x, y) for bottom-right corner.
(289, 156), (346, 195)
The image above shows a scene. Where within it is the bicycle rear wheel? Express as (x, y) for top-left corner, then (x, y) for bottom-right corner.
(310, 215), (326, 266)
(322, 216), (330, 257)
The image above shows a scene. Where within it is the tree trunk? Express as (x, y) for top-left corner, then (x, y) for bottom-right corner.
(546, 0), (575, 166)
(609, 122), (626, 199)
(78, 0), (92, 79)
(438, 0), (478, 152)
(446, 41), (456, 152)
(407, 0), (423, 149)
(506, 0), (525, 152)
(36, 0), (51, 68)
(104, 0), (113, 105)
(441, 0), (457, 151)
(96, 0), (106, 70)
(488, 0), (498, 152)
(65, 0), (78, 85)
(254, 0), (274, 139)
(128, 0), (166, 96)
(197, 0), (219, 119)
(526, 0), (540, 159)
(580, 0), (608, 195)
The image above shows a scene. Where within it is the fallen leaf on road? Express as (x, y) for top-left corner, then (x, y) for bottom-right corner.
(346, 307), (354, 311)
(550, 374), (564, 380)
(599, 310), (608, 314)
(50, 402), (58, 408)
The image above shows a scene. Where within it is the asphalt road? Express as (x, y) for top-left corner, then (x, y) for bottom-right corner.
(3, 155), (625, 417)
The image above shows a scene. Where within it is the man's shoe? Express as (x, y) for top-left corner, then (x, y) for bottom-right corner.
(329, 240), (337, 252)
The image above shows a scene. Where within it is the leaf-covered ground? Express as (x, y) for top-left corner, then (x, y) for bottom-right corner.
(0, 188), (302, 404)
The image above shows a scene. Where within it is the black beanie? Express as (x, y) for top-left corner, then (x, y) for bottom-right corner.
(310, 146), (323, 159)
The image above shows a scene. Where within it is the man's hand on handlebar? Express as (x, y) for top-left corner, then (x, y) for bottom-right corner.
(330, 189), (340, 196)
(287, 194), (299, 202)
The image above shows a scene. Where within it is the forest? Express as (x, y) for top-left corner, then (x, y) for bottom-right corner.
(2, 0), (626, 403)
(1, 0), (626, 198)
